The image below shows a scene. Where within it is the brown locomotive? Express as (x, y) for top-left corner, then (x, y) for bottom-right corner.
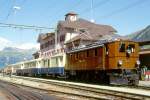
(65, 39), (140, 85)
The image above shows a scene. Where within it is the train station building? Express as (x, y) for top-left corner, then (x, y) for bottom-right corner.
(139, 41), (150, 67)
(139, 41), (150, 80)
(36, 12), (117, 67)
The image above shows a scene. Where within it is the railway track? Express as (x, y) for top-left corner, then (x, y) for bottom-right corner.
(0, 80), (62, 100)
(110, 84), (150, 91)
(1, 75), (150, 100)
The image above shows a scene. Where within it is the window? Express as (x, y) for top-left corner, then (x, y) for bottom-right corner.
(87, 50), (89, 57)
(76, 53), (78, 60)
(80, 52), (83, 58)
(60, 35), (65, 42)
(79, 29), (85, 33)
(50, 39), (55, 45)
(127, 44), (135, 53)
(70, 54), (72, 60)
(40, 45), (43, 49)
(45, 42), (49, 47)
(105, 45), (109, 55)
(119, 43), (125, 52)
(48, 59), (50, 67)
(48, 41), (50, 45)
(95, 49), (98, 56)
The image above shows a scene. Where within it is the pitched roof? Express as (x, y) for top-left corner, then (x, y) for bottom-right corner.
(58, 18), (117, 36)
(65, 12), (78, 16)
(65, 33), (127, 44)
(67, 35), (131, 54)
(59, 18), (117, 44)
(65, 32), (99, 44)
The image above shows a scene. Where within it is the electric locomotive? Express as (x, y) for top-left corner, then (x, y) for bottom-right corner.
(65, 39), (140, 85)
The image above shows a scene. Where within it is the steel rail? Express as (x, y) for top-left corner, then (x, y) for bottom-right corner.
(12, 76), (150, 100)
(0, 80), (45, 100)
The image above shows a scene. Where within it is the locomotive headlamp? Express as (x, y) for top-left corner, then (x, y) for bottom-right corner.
(136, 60), (140, 65)
(118, 60), (123, 65)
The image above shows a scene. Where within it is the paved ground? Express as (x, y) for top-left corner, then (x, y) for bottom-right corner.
(0, 80), (61, 100)
(0, 90), (8, 100)
(139, 80), (150, 87)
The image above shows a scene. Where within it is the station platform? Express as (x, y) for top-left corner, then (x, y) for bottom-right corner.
(139, 81), (150, 87)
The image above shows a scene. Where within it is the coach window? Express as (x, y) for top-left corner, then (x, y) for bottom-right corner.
(44, 60), (46, 67)
(48, 59), (50, 67)
(119, 42), (125, 52)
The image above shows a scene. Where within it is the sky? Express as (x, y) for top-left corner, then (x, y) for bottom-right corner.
(0, 0), (150, 49)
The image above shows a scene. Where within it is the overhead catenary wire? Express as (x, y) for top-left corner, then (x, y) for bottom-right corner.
(0, 22), (54, 30)
(99, 0), (149, 19)
(1, 1), (148, 31)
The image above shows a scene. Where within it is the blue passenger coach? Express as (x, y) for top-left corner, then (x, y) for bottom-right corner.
(15, 58), (64, 77)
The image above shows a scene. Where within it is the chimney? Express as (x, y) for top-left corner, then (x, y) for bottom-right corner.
(65, 12), (78, 22)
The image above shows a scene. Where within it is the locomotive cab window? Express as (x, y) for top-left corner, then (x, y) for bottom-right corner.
(127, 44), (135, 53)
(119, 42), (125, 52)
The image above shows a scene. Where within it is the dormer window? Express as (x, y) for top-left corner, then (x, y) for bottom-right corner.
(79, 29), (86, 33)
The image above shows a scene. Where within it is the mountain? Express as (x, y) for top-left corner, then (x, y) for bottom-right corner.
(126, 25), (150, 42)
(0, 47), (37, 68)
(2, 47), (24, 52)
(126, 25), (150, 49)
